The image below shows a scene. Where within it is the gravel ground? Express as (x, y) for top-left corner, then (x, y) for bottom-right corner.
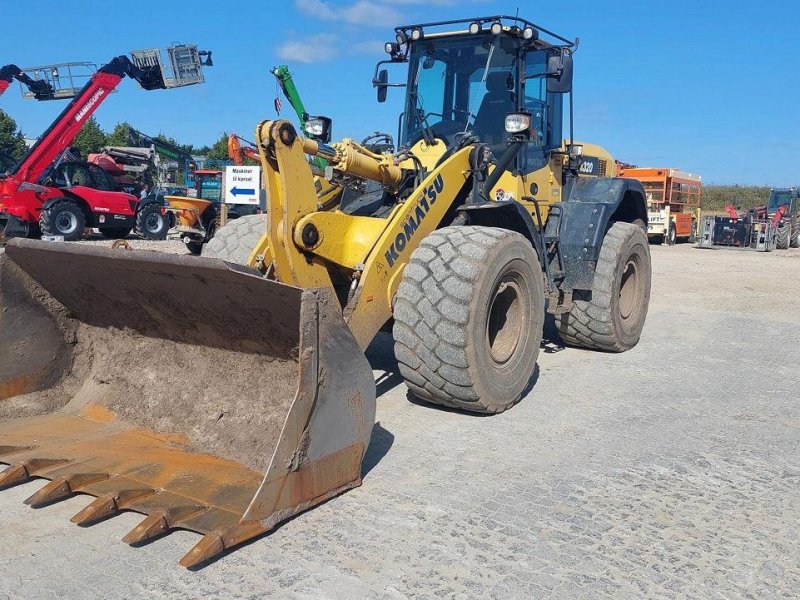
(0, 242), (798, 599)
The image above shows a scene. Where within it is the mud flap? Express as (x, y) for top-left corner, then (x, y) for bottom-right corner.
(0, 239), (376, 567)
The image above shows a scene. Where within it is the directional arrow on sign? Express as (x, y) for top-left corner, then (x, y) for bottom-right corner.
(230, 186), (255, 197)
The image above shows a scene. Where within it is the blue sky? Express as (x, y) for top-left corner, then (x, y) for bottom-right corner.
(2, 0), (798, 185)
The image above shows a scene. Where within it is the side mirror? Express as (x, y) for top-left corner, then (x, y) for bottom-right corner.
(546, 53), (573, 94)
(304, 116), (332, 143)
(375, 69), (388, 103)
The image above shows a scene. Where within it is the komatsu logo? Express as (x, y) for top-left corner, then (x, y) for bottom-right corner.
(74, 89), (105, 123)
(384, 174), (444, 267)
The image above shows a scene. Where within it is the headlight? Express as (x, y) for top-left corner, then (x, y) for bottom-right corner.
(304, 119), (326, 137)
(490, 21), (503, 35)
(411, 28), (423, 41)
(505, 113), (531, 133)
(469, 22), (482, 34)
(522, 26), (537, 40)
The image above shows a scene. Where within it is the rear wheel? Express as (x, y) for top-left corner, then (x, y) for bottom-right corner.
(666, 221), (677, 245)
(558, 222), (651, 352)
(776, 224), (790, 249)
(202, 214), (268, 264)
(100, 227), (132, 239)
(393, 226), (544, 414)
(790, 226), (800, 248)
(39, 199), (86, 241)
(136, 203), (168, 240)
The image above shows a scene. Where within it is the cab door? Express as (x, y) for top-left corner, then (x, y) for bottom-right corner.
(60, 163), (137, 217)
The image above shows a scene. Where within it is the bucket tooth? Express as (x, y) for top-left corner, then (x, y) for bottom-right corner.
(0, 464), (29, 489)
(0, 459), (66, 489)
(24, 473), (110, 508)
(122, 514), (169, 545)
(122, 506), (207, 545)
(178, 521), (267, 568)
(71, 488), (156, 526)
(179, 532), (224, 568)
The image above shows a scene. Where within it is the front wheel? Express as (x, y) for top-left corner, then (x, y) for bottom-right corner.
(558, 222), (651, 352)
(776, 224), (791, 249)
(136, 203), (168, 240)
(39, 199), (86, 241)
(393, 226), (544, 414)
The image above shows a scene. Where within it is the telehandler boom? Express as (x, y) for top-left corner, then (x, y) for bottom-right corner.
(0, 64), (54, 100)
(0, 16), (650, 567)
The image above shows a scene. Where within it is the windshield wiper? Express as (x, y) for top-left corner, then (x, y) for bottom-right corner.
(411, 90), (436, 146)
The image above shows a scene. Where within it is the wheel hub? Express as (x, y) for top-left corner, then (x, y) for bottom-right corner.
(486, 278), (523, 365)
(145, 213), (162, 233)
(618, 255), (642, 320)
(56, 212), (78, 235)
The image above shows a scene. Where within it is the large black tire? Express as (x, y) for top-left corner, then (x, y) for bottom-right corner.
(100, 227), (132, 239)
(202, 214), (268, 264)
(393, 226), (544, 414)
(776, 224), (790, 250)
(790, 226), (800, 248)
(135, 203), (168, 240)
(558, 222), (651, 352)
(666, 221), (677, 246)
(39, 198), (86, 241)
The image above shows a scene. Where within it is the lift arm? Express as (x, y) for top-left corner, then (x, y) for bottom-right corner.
(271, 65), (327, 169)
(8, 56), (167, 185)
(271, 65), (310, 130)
(0, 64), (54, 100)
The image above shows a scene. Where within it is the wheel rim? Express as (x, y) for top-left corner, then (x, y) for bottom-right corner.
(145, 213), (163, 233)
(618, 254), (643, 321)
(56, 211), (78, 235)
(485, 276), (524, 365)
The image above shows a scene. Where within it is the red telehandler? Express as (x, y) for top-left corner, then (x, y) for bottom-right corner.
(0, 50), (210, 240)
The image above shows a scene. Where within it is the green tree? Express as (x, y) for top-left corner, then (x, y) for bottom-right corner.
(205, 132), (230, 161)
(700, 185), (771, 213)
(0, 109), (28, 160)
(71, 117), (107, 158)
(106, 122), (132, 147)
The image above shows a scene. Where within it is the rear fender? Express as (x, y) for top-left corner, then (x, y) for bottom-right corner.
(545, 177), (647, 290)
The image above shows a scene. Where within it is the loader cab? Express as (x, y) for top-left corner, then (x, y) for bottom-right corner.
(767, 188), (797, 216)
(394, 24), (567, 174)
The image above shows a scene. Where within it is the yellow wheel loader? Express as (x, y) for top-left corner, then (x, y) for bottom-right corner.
(0, 16), (651, 566)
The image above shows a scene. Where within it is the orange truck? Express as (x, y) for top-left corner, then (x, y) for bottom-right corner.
(617, 166), (702, 244)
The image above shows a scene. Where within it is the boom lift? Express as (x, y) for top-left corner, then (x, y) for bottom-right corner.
(0, 49), (210, 239)
(0, 64), (55, 100)
(0, 17), (650, 566)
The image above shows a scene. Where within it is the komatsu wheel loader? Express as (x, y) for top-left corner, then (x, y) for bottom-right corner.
(0, 16), (650, 567)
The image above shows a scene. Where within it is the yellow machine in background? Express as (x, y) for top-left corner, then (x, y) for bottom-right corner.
(1, 16), (651, 566)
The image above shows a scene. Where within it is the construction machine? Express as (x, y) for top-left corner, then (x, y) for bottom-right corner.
(0, 49), (211, 240)
(617, 165), (701, 244)
(698, 188), (799, 250)
(0, 16), (650, 567)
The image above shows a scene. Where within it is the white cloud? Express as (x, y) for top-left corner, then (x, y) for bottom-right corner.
(276, 33), (339, 64)
(295, 0), (402, 26)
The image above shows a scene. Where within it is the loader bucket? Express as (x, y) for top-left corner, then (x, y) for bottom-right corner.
(0, 239), (375, 567)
